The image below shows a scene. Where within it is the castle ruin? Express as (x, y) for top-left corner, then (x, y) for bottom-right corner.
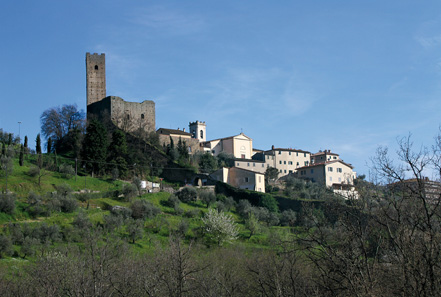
(86, 52), (155, 134)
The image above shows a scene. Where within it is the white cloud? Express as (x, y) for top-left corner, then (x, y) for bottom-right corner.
(280, 76), (318, 116)
(416, 35), (441, 48)
(127, 5), (206, 35)
(415, 18), (441, 49)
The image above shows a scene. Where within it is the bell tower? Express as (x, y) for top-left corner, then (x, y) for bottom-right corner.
(86, 53), (106, 106)
(189, 121), (206, 142)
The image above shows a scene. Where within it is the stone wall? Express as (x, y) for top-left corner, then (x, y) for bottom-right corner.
(87, 96), (155, 134)
(158, 134), (202, 154)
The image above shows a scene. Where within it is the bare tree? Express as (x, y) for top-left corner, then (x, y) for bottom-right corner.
(40, 104), (85, 144)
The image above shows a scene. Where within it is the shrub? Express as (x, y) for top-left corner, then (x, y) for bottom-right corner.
(72, 211), (92, 229)
(59, 163), (75, 179)
(177, 186), (198, 203)
(175, 219), (189, 236)
(130, 200), (160, 220)
(59, 197), (78, 213)
(199, 190), (216, 207)
(280, 209), (297, 226)
(110, 205), (132, 219)
(184, 209), (200, 218)
(32, 223), (61, 244)
(56, 183), (73, 198)
(161, 194), (180, 208)
(237, 200), (252, 218)
(0, 234), (12, 258)
(132, 177), (142, 196)
(0, 193), (15, 214)
(76, 192), (92, 203)
(174, 205), (184, 215)
(103, 214), (124, 231)
(28, 166), (40, 177)
(122, 183), (138, 201)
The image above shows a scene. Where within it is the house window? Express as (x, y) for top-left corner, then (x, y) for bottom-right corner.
(279, 161), (282, 164)
(296, 152), (298, 156)
(311, 169), (314, 173)
(241, 154), (246, 159)
(245, 177), (249, 182)
(289, 152), (291, 155)
(237, 163), (240, 166)
(284, 170), (287, 173)
(253, 163), (256, 167)
(284, 161), (286, 164)
(328, 167), (333, 172)
(188, 146), (191, 152)
(296, 162), (299, 166)
(289, 170), (292, 173)
(280, 170), (282, 173)
(141, 114), (144, 119)
(262, 164), (264, 167)
(212, 150), (215, 154)
(338, 177), (341, 182)
(304, 153), (307, 157)
(334, 156), (337, 159)
(247, 163), (250, 167)
(288, 161), (293, 165)
(94, 65), (98, 70)
(337, 168), (342, 173)
(304, 161), (309, 166)
(329, 177), (333, 181)
(200, 130), (204, 139)
(278, 151), (281, 154)
(127, 114), (130, 120)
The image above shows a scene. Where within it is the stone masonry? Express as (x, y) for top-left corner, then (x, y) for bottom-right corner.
(86, 53), (156, 134)
(86, 53), (106, 106)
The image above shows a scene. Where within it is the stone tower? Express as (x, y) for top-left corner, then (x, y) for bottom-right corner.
(189, 121), (206, 142)
(86, 53), (106, 105)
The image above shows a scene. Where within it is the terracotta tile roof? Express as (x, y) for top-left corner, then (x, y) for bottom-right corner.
(157, 128), (192, 136)
(297, 159), (354, 169)
(264, 148), (310, 154)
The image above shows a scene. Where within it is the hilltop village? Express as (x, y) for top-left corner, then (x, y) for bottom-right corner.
(87, 52), (357, 196)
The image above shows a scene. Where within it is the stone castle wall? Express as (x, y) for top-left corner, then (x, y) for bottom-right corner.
(87, 96), (155, 134)
(158, 134), (202, 154)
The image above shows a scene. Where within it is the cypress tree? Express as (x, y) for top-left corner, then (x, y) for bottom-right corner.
(36, 134), (41, 154)
(47, 137), (52, 154)
(24, 136), (28, 149)
(81, 119), (108, 175)
(19, 145), (24, 166)
(1, 143), (5, 156)
(7, 134), (12, 146)
(107, 129), (128, 177)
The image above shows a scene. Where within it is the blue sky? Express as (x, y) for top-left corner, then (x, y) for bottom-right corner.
(1, 1), (441, 177)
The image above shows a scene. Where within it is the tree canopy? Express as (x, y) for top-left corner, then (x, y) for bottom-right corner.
(40, 104), (85, 145)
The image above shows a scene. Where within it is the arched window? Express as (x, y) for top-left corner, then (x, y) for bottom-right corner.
(200, 130), (204, 139)
(127, 114), (130, 120)
(141, 114), (145, 119)
(95, 65), (99, 70)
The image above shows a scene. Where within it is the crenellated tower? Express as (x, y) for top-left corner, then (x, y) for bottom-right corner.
(86, 53), (106, 105)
